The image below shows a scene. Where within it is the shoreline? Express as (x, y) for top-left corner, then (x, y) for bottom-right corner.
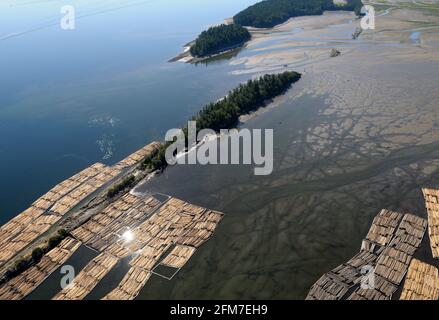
(168, 41), (247, 64)
(169, 10), (360, 64)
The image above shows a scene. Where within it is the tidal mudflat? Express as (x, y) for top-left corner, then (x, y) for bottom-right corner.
(135, 4), (439, 299)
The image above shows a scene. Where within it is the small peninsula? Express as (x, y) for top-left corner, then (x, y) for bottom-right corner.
(171, 0), (364, 63)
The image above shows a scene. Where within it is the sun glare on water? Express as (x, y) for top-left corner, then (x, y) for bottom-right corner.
(122, 230), (134, 243)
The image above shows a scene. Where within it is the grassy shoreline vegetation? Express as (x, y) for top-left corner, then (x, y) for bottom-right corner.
(141, 71), (302, 172)
(107, 174), (136, 198)
(234, 0), (364, 28)
(190, 24), (251, 58)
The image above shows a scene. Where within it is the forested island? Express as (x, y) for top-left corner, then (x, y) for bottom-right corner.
(234, 0), (363, 28)
(142, 71), (302, 171)
(190, 24), (251, 58)
(175, 0), (363, 61)
(193, 71), (301, 131)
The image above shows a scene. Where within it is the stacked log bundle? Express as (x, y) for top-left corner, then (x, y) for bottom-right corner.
(400, 258), (439, 300)
(1, 167), (224, 300)
(130, 239), (171, 271)
(374, 247), (411, 285)
(128, 197), (224, 270)
(102, 267), (151, 300)
(307, 209), (427, 300)
(0, 237), (81, 300)
(365, 209), (403, 246)
(161, 245), (196, 269)
(52, 253), (118, 300)
(422, 188), (439, 258)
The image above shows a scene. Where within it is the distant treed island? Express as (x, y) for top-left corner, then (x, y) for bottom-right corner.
(190, 0), (364, 57)
(234, 0), (364, 28)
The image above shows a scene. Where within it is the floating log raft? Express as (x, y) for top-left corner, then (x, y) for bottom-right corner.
(400, 258), (439, 300)
(130, 238), (171, 271)
(374, 247), (411, 285)
(307, 210), (427, 300)
(72, 194), (223, 262)
(371, 213), (427, 286)
(1, 175), (224, 300)
(51, 166), (122, 215)
(161, 245), (196, 269)
(389, 213), (427, 256)
(0, 163), (114, 266)
(52, 253), (118, 300)
(0, 237), (81, 300)
(114, 141), (161, 169)
(365, 209), (403, 246)
(102, 267), (151, 300)
(35, 163), (107, 209)
(0, 213), (63, 263)
(306, 273), (349, 300)
(422, 188), (439, 258)
(71, 194), (161, 252)
(71, 195), (223, 299)
(128, 197), (224, 255)
(347, 275), (398, 300)
(306, 250), (380, 300)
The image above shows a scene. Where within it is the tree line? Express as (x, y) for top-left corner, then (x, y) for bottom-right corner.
(234, 0), (364, 28)
(190, 23), (251, 58)
(141, 71), (302, 172)
(0, 229), (69, 285)
(193, 71), (301, 131)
